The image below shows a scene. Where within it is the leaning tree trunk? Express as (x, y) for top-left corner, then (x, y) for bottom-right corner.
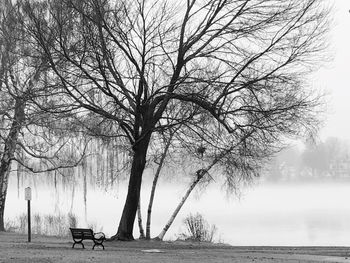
(155, 140), (239, 240)
(155, 169), (206, 240)
(113, 134), (151, 240)
(0, 98), (25, 231)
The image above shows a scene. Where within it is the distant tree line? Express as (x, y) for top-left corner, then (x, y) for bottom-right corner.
(263, 137), (350, 181)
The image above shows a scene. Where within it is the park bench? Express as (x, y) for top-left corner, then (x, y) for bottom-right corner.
(69, 228), (106, 250)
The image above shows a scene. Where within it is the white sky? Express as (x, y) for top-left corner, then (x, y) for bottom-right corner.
(314, 0), (350, 141)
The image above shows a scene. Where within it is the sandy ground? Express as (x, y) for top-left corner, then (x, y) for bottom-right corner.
(1, 232), (350, 263)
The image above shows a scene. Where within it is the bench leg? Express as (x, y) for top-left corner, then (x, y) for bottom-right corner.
(92, 243), (104, 250)
(72, 241), (85, 249)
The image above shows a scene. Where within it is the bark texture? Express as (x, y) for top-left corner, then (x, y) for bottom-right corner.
(137, 197), (145, 239)
(115, 134), (151, 240)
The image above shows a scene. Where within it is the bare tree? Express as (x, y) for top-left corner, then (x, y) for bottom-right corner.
(0, 1), (87, 231)
(0, 0), (43, 231)
(23, 0), (329, 240)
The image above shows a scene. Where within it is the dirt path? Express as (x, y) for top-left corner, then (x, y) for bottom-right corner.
(0, 232), (350, 262)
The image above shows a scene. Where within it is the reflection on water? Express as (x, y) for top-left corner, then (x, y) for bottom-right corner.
(5, 176), (350, 246)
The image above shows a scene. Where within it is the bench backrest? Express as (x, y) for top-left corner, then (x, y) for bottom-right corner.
(70, 228), (94, 239)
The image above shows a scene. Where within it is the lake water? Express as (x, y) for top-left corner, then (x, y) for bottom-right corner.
(5, 175), (350, 246)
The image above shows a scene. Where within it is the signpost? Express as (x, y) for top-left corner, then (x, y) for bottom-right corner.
(25, 187), (31, 242)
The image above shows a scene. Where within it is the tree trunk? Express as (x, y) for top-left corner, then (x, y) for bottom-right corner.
(114, 135), (151, 240)
(155, 169), (205, 241)
(0, 98), (25, 231)
(146, 134), (173, 239)
(154, 142), (234, 240)
(137, 196), (145, 239)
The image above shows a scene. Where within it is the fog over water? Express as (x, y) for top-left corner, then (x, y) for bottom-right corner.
(6, 173), (350, 246)
(2, 0), (350, 249)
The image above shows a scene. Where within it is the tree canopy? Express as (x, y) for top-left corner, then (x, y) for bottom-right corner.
(22, 0), (330, 240)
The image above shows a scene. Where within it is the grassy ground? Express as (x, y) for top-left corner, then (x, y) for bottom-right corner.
(0, 232), (350, 262)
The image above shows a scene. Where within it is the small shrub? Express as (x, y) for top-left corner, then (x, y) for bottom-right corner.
(52, 214), (67, 236)
(34, 214), (42, 234)
(179, 213), (217, 242)
(8, 212), (78, 237)
(7, 212), (102, 237)
(68, 212), (78, 228)
(18, 214), (27, 233)
(4, 219), (18, 232)
(44, 215), (54, 235)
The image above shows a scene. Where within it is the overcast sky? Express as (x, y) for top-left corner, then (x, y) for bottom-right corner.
(315, 0), (350, 141)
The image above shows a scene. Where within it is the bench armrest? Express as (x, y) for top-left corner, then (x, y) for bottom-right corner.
(94, 232), (105, 240)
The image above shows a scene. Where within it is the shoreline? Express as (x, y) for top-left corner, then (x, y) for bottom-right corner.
(1, 232), (350, 262)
